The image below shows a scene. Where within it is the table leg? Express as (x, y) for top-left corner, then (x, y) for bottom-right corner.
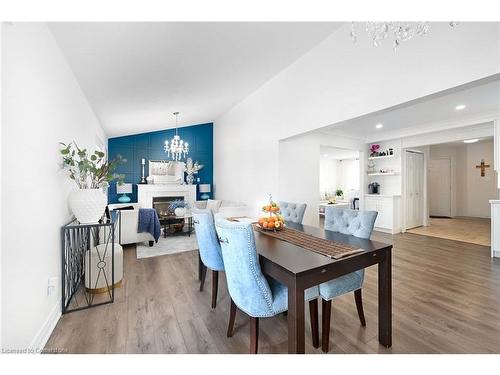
(378, 248), (392, 348)
(287, 279), (305, 354)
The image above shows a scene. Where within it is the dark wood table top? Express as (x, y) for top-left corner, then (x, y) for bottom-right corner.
(254, 222), (391, 276)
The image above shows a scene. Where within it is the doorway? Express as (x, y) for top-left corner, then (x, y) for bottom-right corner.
(404, 150), (425, 230)
(319, 146), (361, 226)
(406, 138), (496, 247)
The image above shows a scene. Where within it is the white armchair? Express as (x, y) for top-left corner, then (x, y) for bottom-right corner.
(108, 203), (155, 246)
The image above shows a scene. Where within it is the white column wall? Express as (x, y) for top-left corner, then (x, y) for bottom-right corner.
(2, 23), (106, 350)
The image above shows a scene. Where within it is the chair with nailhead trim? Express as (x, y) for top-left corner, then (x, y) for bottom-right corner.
(278, 201), (307, 224)
(320, 206), (378, 352)
(214, 216), (320, 353)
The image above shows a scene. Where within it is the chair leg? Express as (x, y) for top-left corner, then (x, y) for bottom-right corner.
(227, 299), (237, 337)
(198, 253), (202, 281)
(211, 270), (219, 309)
(354, 289), (366, 326)
(321, 299), (332, 353)
(309, 299), (319, 348)
(250, 317), (259, 354)
(199, 264), (207, 291)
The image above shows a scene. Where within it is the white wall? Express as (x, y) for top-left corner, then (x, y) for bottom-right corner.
(464, 141), (497, 217)
(319, 156), (338, 198)
(1, 23), (106, 350)
(214, 23), (500, 210)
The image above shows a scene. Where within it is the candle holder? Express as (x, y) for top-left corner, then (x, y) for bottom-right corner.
(140, 158), (147, 184)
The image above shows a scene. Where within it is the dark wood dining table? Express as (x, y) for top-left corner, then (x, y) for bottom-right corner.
(198, 221), (392, 354)
(254, 222), (392, 354)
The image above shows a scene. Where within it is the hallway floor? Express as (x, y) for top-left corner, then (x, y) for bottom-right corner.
(407, 217), (491, 247)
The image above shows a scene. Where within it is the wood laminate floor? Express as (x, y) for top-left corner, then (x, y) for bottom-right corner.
(45, 232), (500, 354)
(407, 217), (491, 247)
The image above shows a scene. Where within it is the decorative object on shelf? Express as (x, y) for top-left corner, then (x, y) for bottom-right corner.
(140, 158), (147, 184)
(326, 193), (336, 204)
(199, 184), (211, 200)
(185, 157), (203, 185)
(60, 142), (125, 224)
(367, 158), (376, 173)
(257, 194), (285, 231)
(335, 189), (344, 201)
(368, 182), (380, 195)
(350, 22), (459, 49)
(476, 159), (491, 177)
(369, 144), (380, 157)
(169, 199), (189, 217)
(117, 183), (132, 203)
(164, 111), (189, 160)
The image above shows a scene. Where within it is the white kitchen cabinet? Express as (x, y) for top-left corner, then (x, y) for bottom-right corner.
(364, 195), (401, 234)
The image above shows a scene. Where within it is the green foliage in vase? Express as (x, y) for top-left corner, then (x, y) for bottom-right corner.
(60, 142), (126, 189)
(335, 189), (344, 197)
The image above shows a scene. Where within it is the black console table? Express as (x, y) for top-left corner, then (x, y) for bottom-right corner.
(61, 214), (117, 314)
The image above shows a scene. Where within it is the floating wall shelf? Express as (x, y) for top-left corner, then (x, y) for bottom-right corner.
(368, 154), (395, 160)
(367, 172), (398, 176)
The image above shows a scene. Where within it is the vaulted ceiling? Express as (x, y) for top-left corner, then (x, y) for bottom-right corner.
(49, 22), (342, 137)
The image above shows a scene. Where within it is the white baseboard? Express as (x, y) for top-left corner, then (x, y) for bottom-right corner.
(373, 227), (401, 234)
(29, 300), (61, 353)
(493, 251), (500, 258)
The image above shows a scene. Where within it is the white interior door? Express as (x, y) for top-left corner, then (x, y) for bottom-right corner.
(429, 158), (451, 217)
(405, 151), (425, 229)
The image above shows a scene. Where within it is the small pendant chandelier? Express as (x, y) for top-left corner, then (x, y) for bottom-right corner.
(164, 111), (189, 161)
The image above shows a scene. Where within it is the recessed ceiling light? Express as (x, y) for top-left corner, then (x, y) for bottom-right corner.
(463, 139), (479, 144)
(375, 123), (383, 129)
(455, 104), (466, 110)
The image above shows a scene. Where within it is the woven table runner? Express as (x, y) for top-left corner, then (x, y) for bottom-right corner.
(253, 225), (364, 260)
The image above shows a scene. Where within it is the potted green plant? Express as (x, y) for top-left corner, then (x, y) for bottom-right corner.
(60, 142), (125, 223)
(335, 189), (344, 201)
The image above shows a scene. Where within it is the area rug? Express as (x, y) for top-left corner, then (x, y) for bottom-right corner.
(136, 233), (199, 259)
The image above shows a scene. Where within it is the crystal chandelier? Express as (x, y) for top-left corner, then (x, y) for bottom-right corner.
(164, 112), (189, 160)
(350, 22), (459, 49)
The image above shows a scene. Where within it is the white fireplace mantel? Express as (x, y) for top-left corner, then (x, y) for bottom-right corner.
(137, 184), (197, 209)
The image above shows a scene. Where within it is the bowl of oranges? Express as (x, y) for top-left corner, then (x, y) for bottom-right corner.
(257, 215), (285, 231)
(257, 197), (285, 231)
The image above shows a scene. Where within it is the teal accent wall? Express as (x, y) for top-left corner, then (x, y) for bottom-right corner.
(107, 123), (213, 203)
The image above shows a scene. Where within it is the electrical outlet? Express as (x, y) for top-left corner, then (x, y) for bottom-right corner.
(47, 277), (58, 296)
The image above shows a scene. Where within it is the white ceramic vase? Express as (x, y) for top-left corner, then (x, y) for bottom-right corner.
(174, 207), (186, 217)
(69, 189), (107, 224)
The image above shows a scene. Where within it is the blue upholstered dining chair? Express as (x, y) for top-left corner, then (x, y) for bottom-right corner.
(320, 206), (378, 353)
(278, 201), (307, 224)
(192, 209), (225, 309)
(214, 216), (320, 353)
